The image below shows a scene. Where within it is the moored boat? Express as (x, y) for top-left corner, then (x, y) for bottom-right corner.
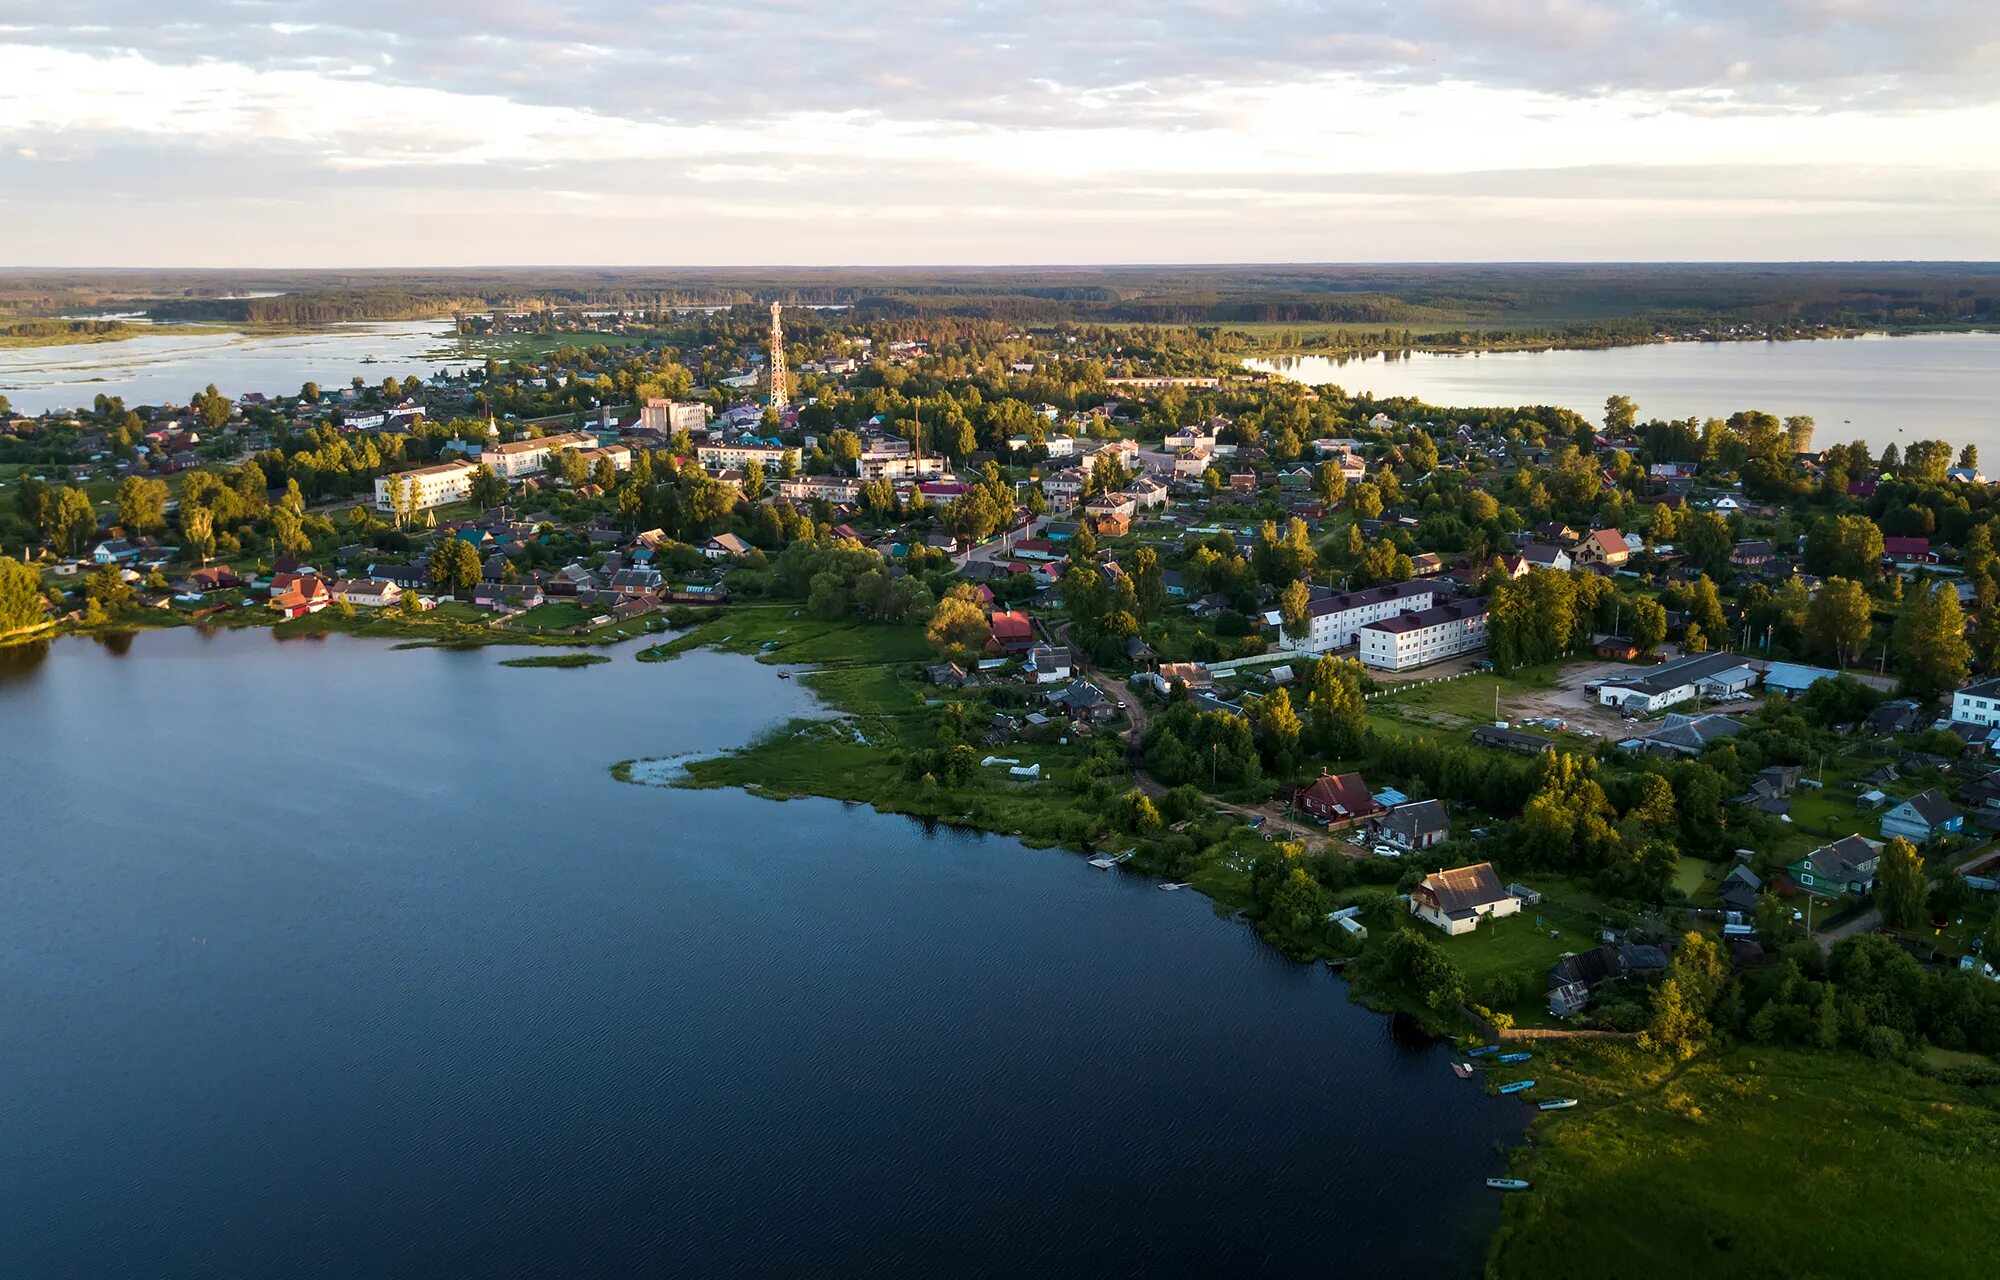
(1485, 1177), (1530, 1191)
(1538, 1098), (1578, 1110)
(1465, 1045), (1499, 1057)
(1497, 1079), (1536, 1095)
(1496, 1051), (1532, 1063)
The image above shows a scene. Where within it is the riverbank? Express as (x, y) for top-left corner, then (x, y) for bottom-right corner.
(1485, 1039), (2000, 1279)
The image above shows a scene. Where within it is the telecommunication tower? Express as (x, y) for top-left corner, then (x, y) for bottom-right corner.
(767, 302), (788, 413)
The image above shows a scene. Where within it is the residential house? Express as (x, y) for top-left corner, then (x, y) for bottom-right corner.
(1377, 799), (1450, 852)
(1026, 644), (1073, 685)
(266, 572), (331, 617)
(1880, 789), (1964, 845)
(1788, 834), (1884, 897)
(986, 609), (1035, 655)
(331, 578), (402, 608)
(1294, 771), (1383, 825)
(1718, 865), (1764, 916)
(176, 566), (243, 594)
(92, 540), (141, 565)
(1547, 944), (1624, 1017)
(1868, 698), (1925, 736)
(1572, 528), (1631, 570)
(1046, 679), (1113, 723)
(1410, 862), (1521, 936)
(1731, 539), (1777, 569)
(703, 533), (752, 560)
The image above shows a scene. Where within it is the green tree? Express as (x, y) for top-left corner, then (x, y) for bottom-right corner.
(270, 506), (311, 556)
(1257, 686), (1302, 763)
(1604, 394), (1638, 434)
(1687, 574), (1727, 643)
(925, 587), (989, 657)
(1874, 837), (1928, 931)
(0, 556), (47, 632)
(180, 505), (215, 565)
(1129, 546), (1165, 620)
(1629, 595), (1667, 653)
(115, 476), (169, 534)
(1278, 578), (1312, 646)
(1639, 978), (1708, 1061)
(47, 486), (97, 555)
(429, 537), (482, 595)
(468, 464), (507, 510)
(1893, 581), (1970, 699)
(1314, 459), (1348, 506)
(1806, 576), (1873, 667)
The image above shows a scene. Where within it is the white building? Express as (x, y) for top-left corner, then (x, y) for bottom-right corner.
(1951, 677), (2000, 727)
(483, 431), (594, 479)
(641, 399), (710, 433)
(374, 460), (478, 512)
(697, 442), (800, 473)
(1595, 651), (1760, 714)
(1281, 580), (1436, 654)
(1041, 471), (1086, 508)
(1358, 598), (1489, 672)
(778, 475), (863, 503)
(856, 452), (946, 482)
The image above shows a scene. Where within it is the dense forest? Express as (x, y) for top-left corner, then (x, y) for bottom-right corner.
(1, 263), (1995, 335)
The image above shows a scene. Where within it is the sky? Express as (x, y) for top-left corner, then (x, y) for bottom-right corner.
(1, 1), (1997, 266)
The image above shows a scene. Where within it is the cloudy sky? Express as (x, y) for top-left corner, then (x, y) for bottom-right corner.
(1, 1), (1996, 266)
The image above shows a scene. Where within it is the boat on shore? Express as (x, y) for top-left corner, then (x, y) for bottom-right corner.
(1465, 1045), (1498, 1057)
(1538, 1098), (1577, 1110)
(1485, 1178), (1530, 1191)
(1497, 1079), (1536, 1095)
(1496, 1051), (1532, 1064)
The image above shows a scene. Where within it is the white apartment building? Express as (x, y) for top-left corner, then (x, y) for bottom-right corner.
(697, 442), (800, 472)
(1358, 598), (1489, 672)
(856, 452), (946, 482)
(1950, 677), (2000, 727)
(1044, 435), (1078, 458)
(374, 460), (478, 512)
(778, 475), (863, 503)
(1281, 580), (1436, 654)
(573, 445), (633, 473)
(484, 431), (593, 479)
(641, 399), (709, 433)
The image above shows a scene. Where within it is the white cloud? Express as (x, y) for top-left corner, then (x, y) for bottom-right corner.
(0, 5), (1995, 265)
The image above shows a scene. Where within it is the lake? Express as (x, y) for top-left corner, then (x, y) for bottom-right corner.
(1246, 331), (2000, 456)
(0, 629), (1524, 1278)
(0, 321), (478, 415)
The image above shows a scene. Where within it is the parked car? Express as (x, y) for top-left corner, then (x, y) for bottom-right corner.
(1372, 844), (1400, 859)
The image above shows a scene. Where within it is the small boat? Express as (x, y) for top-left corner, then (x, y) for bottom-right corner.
(1497, 1079), (1536, 1095)
(1465, 1045), (1499, 1058)
(1485, 1178), (1530, 1191)
(1158, 882), (1192, 891)
(1496, 1051), (1532, 1064)
(1538, 1098), (1578, 1111)
(1450, 1062), (1474, 1079)
(777, 671), (790, 679)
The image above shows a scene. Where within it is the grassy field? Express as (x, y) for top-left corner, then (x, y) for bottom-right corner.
(1488, 1042), (2000, 1280)
(639, 607), (932, 667)
(499, 652), (610, 668)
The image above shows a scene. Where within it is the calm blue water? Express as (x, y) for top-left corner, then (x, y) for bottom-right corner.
(1248, 331), (2000, 456)
(0, 629), (1522, 1277)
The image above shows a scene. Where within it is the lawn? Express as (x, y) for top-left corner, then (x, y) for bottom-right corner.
(639, 607), (930, 667)
(1439, 898), (1602, 990)
(1488, 1042), (2000, 1280)
(509, 601), (601, 632)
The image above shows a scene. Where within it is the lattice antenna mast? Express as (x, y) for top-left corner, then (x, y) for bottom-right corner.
(767, 301), (789, 414)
